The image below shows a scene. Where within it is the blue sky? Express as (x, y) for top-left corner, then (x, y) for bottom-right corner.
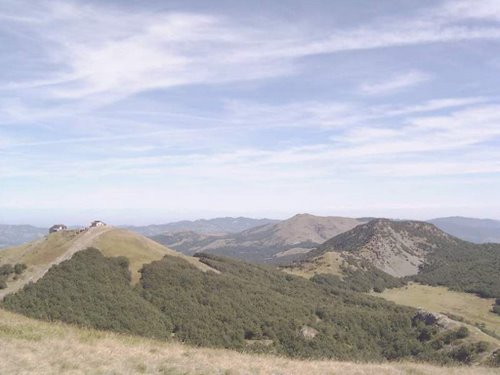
(1, 0), (500, 225)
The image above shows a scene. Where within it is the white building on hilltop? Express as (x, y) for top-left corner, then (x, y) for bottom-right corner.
(49, 224), (67, 233)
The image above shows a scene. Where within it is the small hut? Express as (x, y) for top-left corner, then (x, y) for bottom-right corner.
(90, 220), (106, 227)
(49, 224), (67, 233)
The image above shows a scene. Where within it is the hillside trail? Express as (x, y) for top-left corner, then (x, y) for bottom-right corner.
(51, 226), (113, 266)
(0, 227), (112, 301)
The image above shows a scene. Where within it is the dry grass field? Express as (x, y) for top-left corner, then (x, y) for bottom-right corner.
(284, 251), (345, 278)
(0, 308), (497, 375)
(375, 283), (500, 339)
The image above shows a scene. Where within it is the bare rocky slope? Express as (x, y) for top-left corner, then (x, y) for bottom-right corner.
(292, 218), (500, 299)
(152, 214), (366, 263)
(309, 218), (459, 277)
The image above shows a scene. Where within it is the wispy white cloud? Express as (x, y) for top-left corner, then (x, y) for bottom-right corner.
(439, 0), (500, 21)
(3, 101), (500, 181)
(2, 0), (500, 109)
(360, 71), (431, 96)
(1, 1), (500, 219)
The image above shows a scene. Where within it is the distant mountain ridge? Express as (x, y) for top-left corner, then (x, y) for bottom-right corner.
(2, 214), (499, 253)
(124, 217), (279, 236)
(0, 225), (47, 249)
(153, 214), (366, 263)
(428, 216), (500, 243)
(149, 231), (224, 255)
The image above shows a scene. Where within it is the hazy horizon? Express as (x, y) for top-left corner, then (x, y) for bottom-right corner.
(2, 209), (500, 228)
(1, 0), (500, 224)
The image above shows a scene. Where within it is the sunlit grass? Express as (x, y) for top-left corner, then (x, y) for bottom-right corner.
(1, 308), (498, 375)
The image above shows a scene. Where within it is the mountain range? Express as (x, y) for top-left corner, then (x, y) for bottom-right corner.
(428, 216), (500, 244)
(123, 217), (279, 236)
(0, 225), (47, 248)
(1, 224), (498, 365)
(2, 215), (500, 250)
(151, 214), (366, 263)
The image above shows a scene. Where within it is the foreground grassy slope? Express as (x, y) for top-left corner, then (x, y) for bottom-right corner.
(375, 284), (500, 339)
(0, 308), (497, 375)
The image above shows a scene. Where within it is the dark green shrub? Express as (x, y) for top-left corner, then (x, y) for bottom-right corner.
(3, 248), (170, 339)
(418, 326), (437, 342)
(0, 250), (481, 364)
(456, 326), (469, 339)
(0, 275), (7, 289)
(442, 326), (469, 344)
(450, 342), (491, 364)
(14, 263), (27, 275)
(0, 264), (14, 276)
(493, 299), (500, 316)
(450, 344), (476, 364)
(476, 341), (490, 353)
(411, 244), (500, 299)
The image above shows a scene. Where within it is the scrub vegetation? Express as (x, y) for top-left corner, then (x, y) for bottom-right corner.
(2, 249), (498, 366)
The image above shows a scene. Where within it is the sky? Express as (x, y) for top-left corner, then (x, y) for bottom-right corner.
(1, 0), (500, 226)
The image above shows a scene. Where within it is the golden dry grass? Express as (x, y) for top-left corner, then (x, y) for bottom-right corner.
(93, 228), (219, 283)
(284, 251), (345, 279)
(0, 230), (77, 266)
(0, 308), (496, 375)
(375, 284), (500, 339)
(0, 227), (218, 292)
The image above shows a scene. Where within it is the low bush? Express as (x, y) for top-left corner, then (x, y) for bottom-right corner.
(493, 299), (500, 316)
(3, 248), (169, 338)
(14, 263), (27, 275)
(450, 342), (490, 364)
(0, 264), (14, 276)
(1, 249), (487, 365)
(0, 275), (7, 289)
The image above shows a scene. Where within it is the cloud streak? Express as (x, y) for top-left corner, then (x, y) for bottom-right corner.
(2, 0), (500, 107)
(1, 1), (500, 220)
(360, 71), (432, 95)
